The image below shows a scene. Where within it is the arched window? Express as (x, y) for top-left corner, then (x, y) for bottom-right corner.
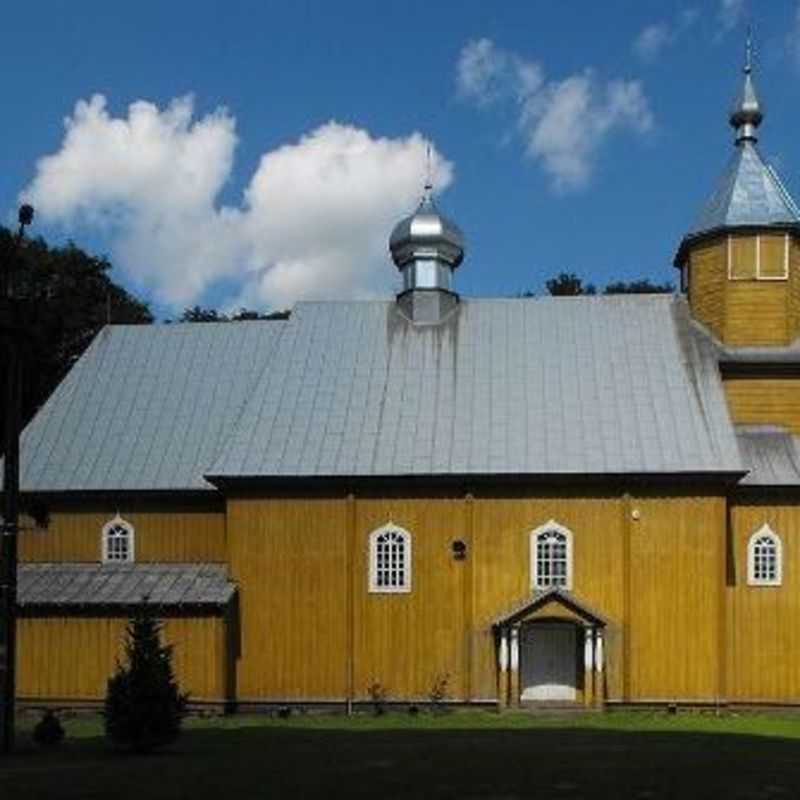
(747, 524), (782, 586)
(102, 514), (135, 563)
(531, 521), (573, 591)
(369, 523), (412, 593)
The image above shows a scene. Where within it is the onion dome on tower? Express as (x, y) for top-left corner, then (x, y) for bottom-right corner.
(674, 36), (800, 347)
(390, 180), (465, 325)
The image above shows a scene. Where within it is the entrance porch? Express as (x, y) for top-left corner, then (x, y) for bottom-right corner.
(493, 587), (607, 709)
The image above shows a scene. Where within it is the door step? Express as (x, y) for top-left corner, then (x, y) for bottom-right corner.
(517, 702), (599, 714)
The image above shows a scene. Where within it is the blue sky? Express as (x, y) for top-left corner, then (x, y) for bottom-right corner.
(2, 0), (800, 317)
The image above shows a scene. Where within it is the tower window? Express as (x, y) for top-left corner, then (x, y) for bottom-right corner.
(531, 521), (573, 591)
(102, 514), (135, 563)
(369, 524), (412, 593)
(747, 524), (782, 586)
(728, 234), (788, 281)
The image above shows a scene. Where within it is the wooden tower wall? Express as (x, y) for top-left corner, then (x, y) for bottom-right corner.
(687, 234), (800, 346)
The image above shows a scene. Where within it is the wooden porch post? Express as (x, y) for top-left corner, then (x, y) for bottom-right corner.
(509, 626), (520, 708)
(497, 629), (509, 710)
(583, 626), (594, 707)
(594, 628), (604, 707)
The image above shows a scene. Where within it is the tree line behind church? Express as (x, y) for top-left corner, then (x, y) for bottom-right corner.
(1, 227), (671, 431)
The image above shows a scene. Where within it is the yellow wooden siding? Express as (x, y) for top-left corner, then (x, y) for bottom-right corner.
(627, 495), (725, 700)
(17, 615), (227, 701)
(791, 240), (800, 341)
(226, 497), (350, 700)
(727, 502), (800, 702)
(689, 238), (725, 338)
(470, 495), (626, 701)
(353, 498), (467, 702)
(19, 504), (226, 563)
(724, 282), (789, 346)
(723, 378), (800, 435)
(224, 491), (730, 705)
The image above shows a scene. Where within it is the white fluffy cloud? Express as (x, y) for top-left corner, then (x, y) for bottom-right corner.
(457, 39), (653, 192)
(633, 24), (673, 62)
(21, 95), (453, 310)
(633, 10), (698, 62)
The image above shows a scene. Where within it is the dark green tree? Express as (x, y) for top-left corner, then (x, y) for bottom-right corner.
(176, 306), (291, 322)
(604, 279), (673, 294)
(179, 305), (225, 322)
(104, 604), (188, 753)
(0, 228), (152, 428)
(545, 272), (597, 296)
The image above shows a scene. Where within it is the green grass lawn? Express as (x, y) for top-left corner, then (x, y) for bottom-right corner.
(3, 709), (800, 799)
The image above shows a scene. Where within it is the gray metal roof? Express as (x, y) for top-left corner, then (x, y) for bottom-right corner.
(14, 321), (286, 492)
(736, 426), (800, 486)
(17, 563), (236, 608)
(207, 296), (743, 479)
(687, 141), (800, 238)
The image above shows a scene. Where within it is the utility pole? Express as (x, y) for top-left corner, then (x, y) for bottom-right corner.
(1, 204), (34, 755)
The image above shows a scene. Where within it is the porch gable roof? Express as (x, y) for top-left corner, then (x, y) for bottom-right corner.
(492, 587), (608, 629)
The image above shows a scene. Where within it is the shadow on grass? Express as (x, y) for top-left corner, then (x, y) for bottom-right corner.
(3, 721), (800, 800)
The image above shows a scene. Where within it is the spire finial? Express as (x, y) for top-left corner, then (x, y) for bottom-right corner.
(744, 26), (753, 74)
(423, 143), (433, 202)
(730, 30), (763, 145)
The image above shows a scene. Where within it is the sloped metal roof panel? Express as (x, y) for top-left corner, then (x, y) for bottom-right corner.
(17, 563), (236, 608)
(14, 321), (286, 492)
(207, 296), (743, 478)
(736, 426), (800, 486)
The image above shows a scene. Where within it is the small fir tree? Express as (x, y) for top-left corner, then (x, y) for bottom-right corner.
(104, 603), (188, 753)
(32, 710), (65, 749)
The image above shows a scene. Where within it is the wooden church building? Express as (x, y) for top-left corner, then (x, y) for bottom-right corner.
(7, 54), (800, 710)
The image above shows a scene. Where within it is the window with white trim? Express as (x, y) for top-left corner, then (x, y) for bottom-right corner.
(369, 523), (411, 593)
(728, 234), (789, 281)
(102, 514), (135, 563)
(531, 520), (573, 590)
(747, 524), (782, 586)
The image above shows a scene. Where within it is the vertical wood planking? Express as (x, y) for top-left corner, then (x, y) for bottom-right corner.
(627, 495), (724, 700)
(16, 615), (225, 701)
(727, 500), (800, 701)
(227, 496), (349, 700)
(20, 504), (226, 563)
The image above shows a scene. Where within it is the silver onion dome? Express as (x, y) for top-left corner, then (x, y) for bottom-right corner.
(389, 185), (465, 271)
(730, 35), (763, 144)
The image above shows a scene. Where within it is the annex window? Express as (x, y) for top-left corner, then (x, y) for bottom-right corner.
(728, 234), (789, 281)
(747, 524), (782, 586)
(531, 521), (573, 591)
(369, 523), (411, 593)
(102, 514), (135, 563)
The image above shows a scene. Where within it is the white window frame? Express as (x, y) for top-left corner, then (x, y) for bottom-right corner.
(530, 520), (573, 591)
(368, 522), (412, 594)
(727, 233), (789, 281)
(102, 513), (135, 564)
(747, 523), (783, 587)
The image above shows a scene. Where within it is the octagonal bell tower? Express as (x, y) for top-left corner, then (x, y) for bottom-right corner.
(675, 39), (800, 346)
